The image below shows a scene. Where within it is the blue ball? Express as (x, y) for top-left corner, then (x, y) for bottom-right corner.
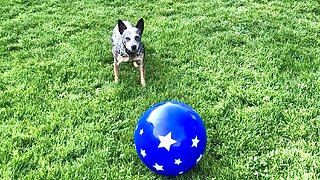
(134, 101), (207, 176)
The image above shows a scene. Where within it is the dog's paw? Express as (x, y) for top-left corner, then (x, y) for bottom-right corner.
(133, 62), (139, 68)
(141, 80), (146, 87)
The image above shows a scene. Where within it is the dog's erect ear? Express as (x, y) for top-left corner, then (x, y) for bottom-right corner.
(136, 18), (144, 35)
(118, 20), (127, 35)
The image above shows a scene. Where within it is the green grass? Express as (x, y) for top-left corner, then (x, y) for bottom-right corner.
(1, 0), (320, 179)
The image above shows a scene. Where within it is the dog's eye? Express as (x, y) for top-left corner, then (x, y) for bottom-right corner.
(135, 36), (140, 41)
(125, 37), (131, 41)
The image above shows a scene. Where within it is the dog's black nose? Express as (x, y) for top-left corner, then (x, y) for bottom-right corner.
(132, 45), (137, 51)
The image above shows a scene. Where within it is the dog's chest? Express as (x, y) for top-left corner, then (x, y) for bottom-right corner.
(114, 43), (144, 63)
(117, 53), (130, 62)
(117, 51), (143, 62)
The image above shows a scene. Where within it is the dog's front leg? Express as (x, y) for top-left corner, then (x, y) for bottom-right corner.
(139, 62), (145, 86)
(114, 61), (120, 83)
(134, 56), (146, 86)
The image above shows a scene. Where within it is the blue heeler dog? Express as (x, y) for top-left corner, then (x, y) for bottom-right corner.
(111, 18), (145, 86)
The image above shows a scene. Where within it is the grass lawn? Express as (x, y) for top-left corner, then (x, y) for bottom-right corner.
(1, 0), (320, 179)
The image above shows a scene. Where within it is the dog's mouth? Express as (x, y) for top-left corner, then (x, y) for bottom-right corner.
(130, 49), (138, 53)
(131, 44), (136, 50)
(125, 47), (138, 55)
(130, 45), (139, 52)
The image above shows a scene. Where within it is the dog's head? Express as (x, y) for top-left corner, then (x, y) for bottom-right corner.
(118, 18), (144, 53)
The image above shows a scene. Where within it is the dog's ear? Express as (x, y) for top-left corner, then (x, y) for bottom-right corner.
(118, 20), (127, 35)
(136, 18), (144, 35)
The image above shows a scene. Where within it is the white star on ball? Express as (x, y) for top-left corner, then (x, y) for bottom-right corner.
(196, 154), (203, 164)
(140, 149), (147, 158)
(191, 135), (200, 148)
(139, 129), (144, 135)
(158, 132), (177, 151)
(174, 158), (182, 165)
(153, 163), (164, 171)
